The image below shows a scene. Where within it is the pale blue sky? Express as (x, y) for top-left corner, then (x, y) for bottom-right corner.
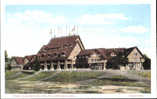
(6, 5), (151, 57)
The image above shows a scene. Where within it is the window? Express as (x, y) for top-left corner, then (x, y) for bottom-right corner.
(111, 52), (116, 56)
(58, 54), (61, 57)
(61, 52), (66, 57)
(134, 53), (138, 56)
(54, 53), (57, 56)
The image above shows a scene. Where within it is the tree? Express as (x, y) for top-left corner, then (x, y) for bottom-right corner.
(32, 56), (41, 71)
(5, 50), (8, 62)
(5, 50), (11, 70)
(106, 55), (128, 69)
(143, 54), (151, 69)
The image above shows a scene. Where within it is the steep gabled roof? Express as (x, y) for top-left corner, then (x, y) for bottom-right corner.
(24, 55), (36, 62)
(12, 57), (24, 65)
(78, 48), (108, 59)
(78, 48), (128, 60)
(78, 46), (144, 60)
(125, 46), (144, 57)
(37, 35), (84, 61)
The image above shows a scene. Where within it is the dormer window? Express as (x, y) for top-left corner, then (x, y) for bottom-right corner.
(111, 52), (116, 57)
(61, 52), (66, 57)
(41, 54), (44, 57)
(47, 54), (51, 57)
(58, 54), (61, 57)
(54, 53), (57, 56)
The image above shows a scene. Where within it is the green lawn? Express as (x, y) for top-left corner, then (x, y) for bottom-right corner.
(88, 75), (148, 87)
(44, 71), (104, 83)
(6, 70), (35, 80)
(5, 70), (20, 79)
(25, 71), (56, 81)
(5, 70), (151, 93)
(138, 71), (151, 80)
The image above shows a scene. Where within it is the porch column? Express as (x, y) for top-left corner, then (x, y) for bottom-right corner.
(103, 63), (106, 70)
(57, 61), (61, 71)
(64, 60), (68, 70)
(140, 62), (144, 70)
(21, 65), (23, 70)
(40, 63), (43, 71)
(44, 62), (48, 71)
(142, 63), (144, 70)
(71, 61), (74, 70)
(50, 62), (54, 71)
(103, 60), (107, 70)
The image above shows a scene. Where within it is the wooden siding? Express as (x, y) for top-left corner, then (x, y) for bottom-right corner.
(10, 59), (17, 66)
(24, 58), (29, 65)
(68, 43), (83, 61)
(127, 48), (143, 62)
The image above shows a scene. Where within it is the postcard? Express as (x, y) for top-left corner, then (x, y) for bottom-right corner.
(1, 0), (156, 98)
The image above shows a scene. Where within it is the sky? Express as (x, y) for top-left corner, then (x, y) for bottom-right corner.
(5, 5), (151, 57)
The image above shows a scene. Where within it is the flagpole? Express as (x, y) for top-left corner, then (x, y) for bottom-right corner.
(74, 25), (75, 35)
(49, 28), (52, 39)
(51, 28), (52, 38)
(54, 28), (56, 38)
(66, 24), (67, 36)
(69, 25), (70, 36)
(77, 25), (78, 35)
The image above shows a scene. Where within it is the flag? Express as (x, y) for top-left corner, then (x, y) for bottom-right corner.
(49, 28), (52, 35)
(71, 26), (75, 32)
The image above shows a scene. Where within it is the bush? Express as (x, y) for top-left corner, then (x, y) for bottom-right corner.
(5, 63), (12, 70)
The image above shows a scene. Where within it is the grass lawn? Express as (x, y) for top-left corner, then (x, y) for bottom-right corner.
(5, 70), (151, 93)
(44, 71), (104, 83)
(6, 70), (35, 80)
(87, 74), (149, 89)
(25, 71), (56, 81)
(5, 70), (20, 79)
(137, 71), (151, 80)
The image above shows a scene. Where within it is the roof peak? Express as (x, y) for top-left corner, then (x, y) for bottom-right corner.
(50, 35), (80, 40)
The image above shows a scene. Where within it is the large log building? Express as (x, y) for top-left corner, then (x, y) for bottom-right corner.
(10, 35), (145, 71)
(36, 35), (85, 70)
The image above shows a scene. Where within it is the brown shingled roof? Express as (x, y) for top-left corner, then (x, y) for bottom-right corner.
(78, 48), (107, 59)
(78, 47), (144, 60)
(37, 35), (81, 62)
(78, 48), (126, 60)
(25, 55), (36, 62)
(125, 46), (144, 57)
(12, 57), (24, 65)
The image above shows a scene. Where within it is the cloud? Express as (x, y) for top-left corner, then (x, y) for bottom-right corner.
(78, 13), (128, 24)
(5, 21), (51, 57)
(7, 10), (67, 25)
(79, 27), (150, 56)
(120, 25), (148, 33)
(6, 10), (150, 57)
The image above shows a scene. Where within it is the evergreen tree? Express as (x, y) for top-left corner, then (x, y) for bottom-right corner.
(5, 50), (8, 62)
(5, 50), (11, 70)
(143, 54), (151, 69)
(32, 56), (40, 71)
(107, 54), (128, 69)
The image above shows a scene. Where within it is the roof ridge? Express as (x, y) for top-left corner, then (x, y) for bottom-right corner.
(50, 35), (79, 40)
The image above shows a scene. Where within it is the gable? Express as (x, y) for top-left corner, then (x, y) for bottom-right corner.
(11, 59), (17, 66)
(127, 48), (143, 62)
(38, 35), (85, 61)
(24, 58), (29, 65)
(89, 53), (101, 60)
(68, 43), (82, 60)
(75, 38), (85, 50)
